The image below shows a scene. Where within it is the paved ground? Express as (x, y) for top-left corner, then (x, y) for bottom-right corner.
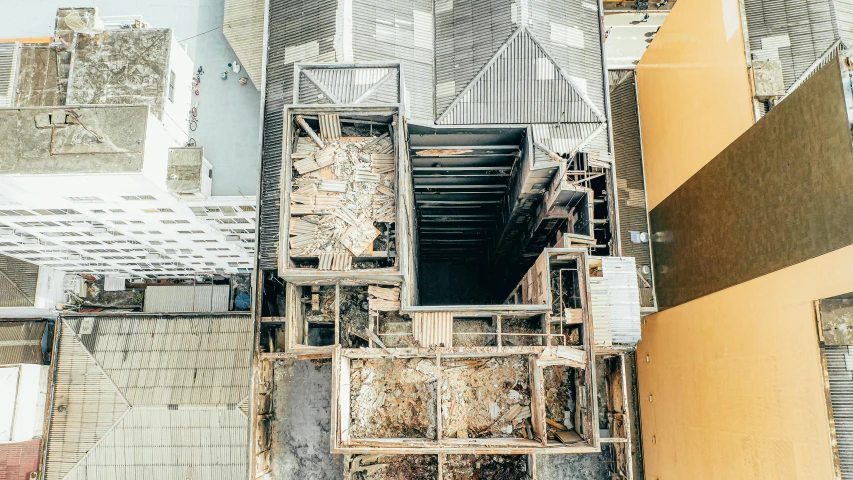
(604, 12), (668, 69)
(3, 0), (261, 196)
(270, 358), (345, 480)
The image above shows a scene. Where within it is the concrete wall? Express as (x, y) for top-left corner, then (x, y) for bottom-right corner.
(635, 0), (755, 209)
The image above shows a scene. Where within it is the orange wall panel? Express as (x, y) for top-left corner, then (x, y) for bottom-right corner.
(636, 0), (755, 209)
(636, 244), (852, 479)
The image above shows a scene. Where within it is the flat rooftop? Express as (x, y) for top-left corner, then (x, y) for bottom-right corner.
(0, 105), (149, 174)
(67, 28), (171, 119)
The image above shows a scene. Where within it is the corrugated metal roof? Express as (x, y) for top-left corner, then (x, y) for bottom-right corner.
(0, 42), (20, 108)
(825, 345), (853, 477)
(608, 70), (654, 308)
(438, 28), (603, 124)
(351, 0), (435, 121)
(528, 0), (606, 117)
(434, 0), (515, 116)
(259, 0), (338, 270)
(223, 0), (266, 89)
(744, 0), (843, 89)
(44, 315), (253, 480)
(590, 256), (641, 345)
(0, 320), (45, 365)
(297, 66), (400, 105)
(142, 285), (231, 313)
(0, 254), (39, 308)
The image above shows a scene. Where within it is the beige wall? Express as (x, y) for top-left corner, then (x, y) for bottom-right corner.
(637, 245), (847, 479)
(636, 0), (755, 209)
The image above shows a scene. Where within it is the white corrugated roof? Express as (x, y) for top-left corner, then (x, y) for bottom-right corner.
(143, 285), (231, 313)
(44, 315), (252, 480)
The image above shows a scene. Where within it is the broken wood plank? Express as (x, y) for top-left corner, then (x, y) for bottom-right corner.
(295, 115), (325, 148)
(368, 285), (400, 301)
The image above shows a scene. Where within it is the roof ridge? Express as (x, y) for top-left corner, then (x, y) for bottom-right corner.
(436, 27), (603, 124)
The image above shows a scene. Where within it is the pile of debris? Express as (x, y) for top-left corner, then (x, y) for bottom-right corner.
(349, 357), (438, 439)
(542, 365), (582, 444)
(289, 114), (396, 271)
(345, 454), (438, 480)
(441, 356), (532, 439)
(443, 455), (529, 480)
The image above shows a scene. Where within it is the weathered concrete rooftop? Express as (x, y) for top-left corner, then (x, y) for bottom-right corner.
(67, 28), (171, 119)
(0, 105), (148, 174)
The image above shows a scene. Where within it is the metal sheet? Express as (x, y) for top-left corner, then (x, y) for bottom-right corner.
(45, 315), (253, 480)
(825, 345), (853, 477)
(0, 254), (38, 308)
(259, 0), (337, 270)
(142, 284), (231, 312)
(438, 29), (602, 124)
(608, 70), (655, 308)
(0, 320), (45, 365)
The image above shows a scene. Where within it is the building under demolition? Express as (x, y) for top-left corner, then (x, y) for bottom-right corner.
(250, 0), (654, 478)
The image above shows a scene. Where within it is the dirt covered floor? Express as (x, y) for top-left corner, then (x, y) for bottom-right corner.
(501, 317), (544, 346)
(451, 318), (496, 347)
(376, 311), (416, 347)
(443, 455), (529, 480)
(543, 365), (577, 440)
(349, 357), (438, 438)
(345, 454), (438, 480)
(441, 355), (532, 439)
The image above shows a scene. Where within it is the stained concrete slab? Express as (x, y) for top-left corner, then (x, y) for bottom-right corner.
(67, 29), (171, 119)
(270, 358), (344, 480)
(2, 0), (261, 196)
(0, 105), (148, 174)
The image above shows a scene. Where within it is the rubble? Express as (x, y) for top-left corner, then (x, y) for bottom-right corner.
(339, 286), (370, 348)
(345, 455), (438, 480)
(441, 355), (532, 439)
(289, 119), (396, 270)
(443, 455), (529, 480)
(543, 365), (579, 442)
(349, 358), (438, 439)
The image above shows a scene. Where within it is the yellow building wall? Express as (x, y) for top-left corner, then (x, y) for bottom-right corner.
(636, 0), (755, 209)
(637, 245), (848, 479)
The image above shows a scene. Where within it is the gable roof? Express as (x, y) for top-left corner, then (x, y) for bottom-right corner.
(437, 28), (605, 124)
(44, 314), (253, 480)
